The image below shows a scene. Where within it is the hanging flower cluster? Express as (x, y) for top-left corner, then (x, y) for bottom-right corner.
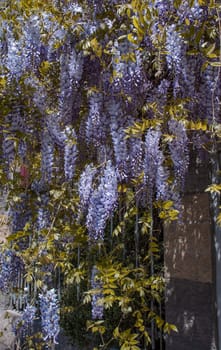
(64, 126), (78, 182)
(91, 265), (104, 320)
(13, 304), (37, 337)
(78, 163), (97, 214)
(0, 250), (24, 293)
(168, 119), (189, 180)
(86, 161), (118, 241)
(39, 288), (60, 344)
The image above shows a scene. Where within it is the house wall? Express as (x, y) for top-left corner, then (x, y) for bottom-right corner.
(165, 153), (218, 350)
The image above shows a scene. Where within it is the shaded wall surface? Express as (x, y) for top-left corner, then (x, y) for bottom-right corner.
(165, 155), (217, 350)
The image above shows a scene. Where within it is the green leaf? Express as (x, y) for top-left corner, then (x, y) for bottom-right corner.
(113, 326), (120, 338)
(169, 324), (178, 332)
(210, 61), (221, 67)
(127, 33), (138, 44)
(173, 0), (182, 9)
(205, 43), (216, 56)
(205, 184), (221, 194)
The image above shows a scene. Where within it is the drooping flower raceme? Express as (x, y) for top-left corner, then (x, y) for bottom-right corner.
(199, 65), (221, 123)
(0, 249), (24, 293)
(9, 193), (32, 234)
(144, 128), (162, 197)
(39, 288), (60, 343)
(86, 93), (106, 147)
(91, 265), (103, 320)
(129, 137), (144, 179)
(59, 47), (82, 126)
(155, 150), (170, 201)
(106, 100), (129, 181)
(144, 128), (170, 201)
(59, 50), (73, 120)
(177, 0), (204, 24)
(111, 40), (145, 102)
(2, 102), (26, 168)
(22, 304), (37, 327)
(86, 161), (118, 241)
(165, 24), (185, 74)
(78, 163), (97, 214)
(2, 131), (15, 168)
(68, 49), (83, 83)
(64, 126), (78, 181)
(154, 0), (172, 25)
(41, 130), (54, 183)
(36, 193), (50, 231)
(14, 304), (37, 337)
(47, 114), (66, 148)
(5, 35), (25, 77)
(0, 250), (15, 292)
(168, 119), (189, 187)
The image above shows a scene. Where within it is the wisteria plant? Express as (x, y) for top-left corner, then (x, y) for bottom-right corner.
(0, 0), (220, 349)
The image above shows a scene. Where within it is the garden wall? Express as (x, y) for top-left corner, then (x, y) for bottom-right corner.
(164, 153), (218, 350)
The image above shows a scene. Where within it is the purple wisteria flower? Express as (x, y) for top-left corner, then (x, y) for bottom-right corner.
(168, 119), (189, 187)
(64, 126), (78, 181)
(47, 114), (66, 148)
(91, 265), (103, 320)
(39, 288), (60, 344)
(9, 193), (31, 233)
(0, 249), (24, 293)
(2, 131), (15, 166)
(144, 128), (161, 195)
(36, 193), (50, 230)
(86, 93), (106, 147)
(198, 65), (220, 123)
(2, 105), (26, 167)
(129, 137), (144, 179)
(41, 130), (54, 183)
(111, 40), (145, 99)
(86, 161), (118, 241)
(22, 304), (36, 326)
(166, 24), (184, 74)
(106, 100), (129, 181)
(68, 49), (83, 83)
(177, 0), (205, 23)
(78, 163), (97, 214)
(144, 128), (170, 201)
(59, 50), (72, 96)
(156, 150), (170, 201)
(154, 0), (172, 26)
(13, 304), (37, 337)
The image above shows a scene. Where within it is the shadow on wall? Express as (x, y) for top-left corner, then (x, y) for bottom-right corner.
(165, 279), (216, 350)
(164, 192), (217, 350)
(164, 192), (212, 283)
